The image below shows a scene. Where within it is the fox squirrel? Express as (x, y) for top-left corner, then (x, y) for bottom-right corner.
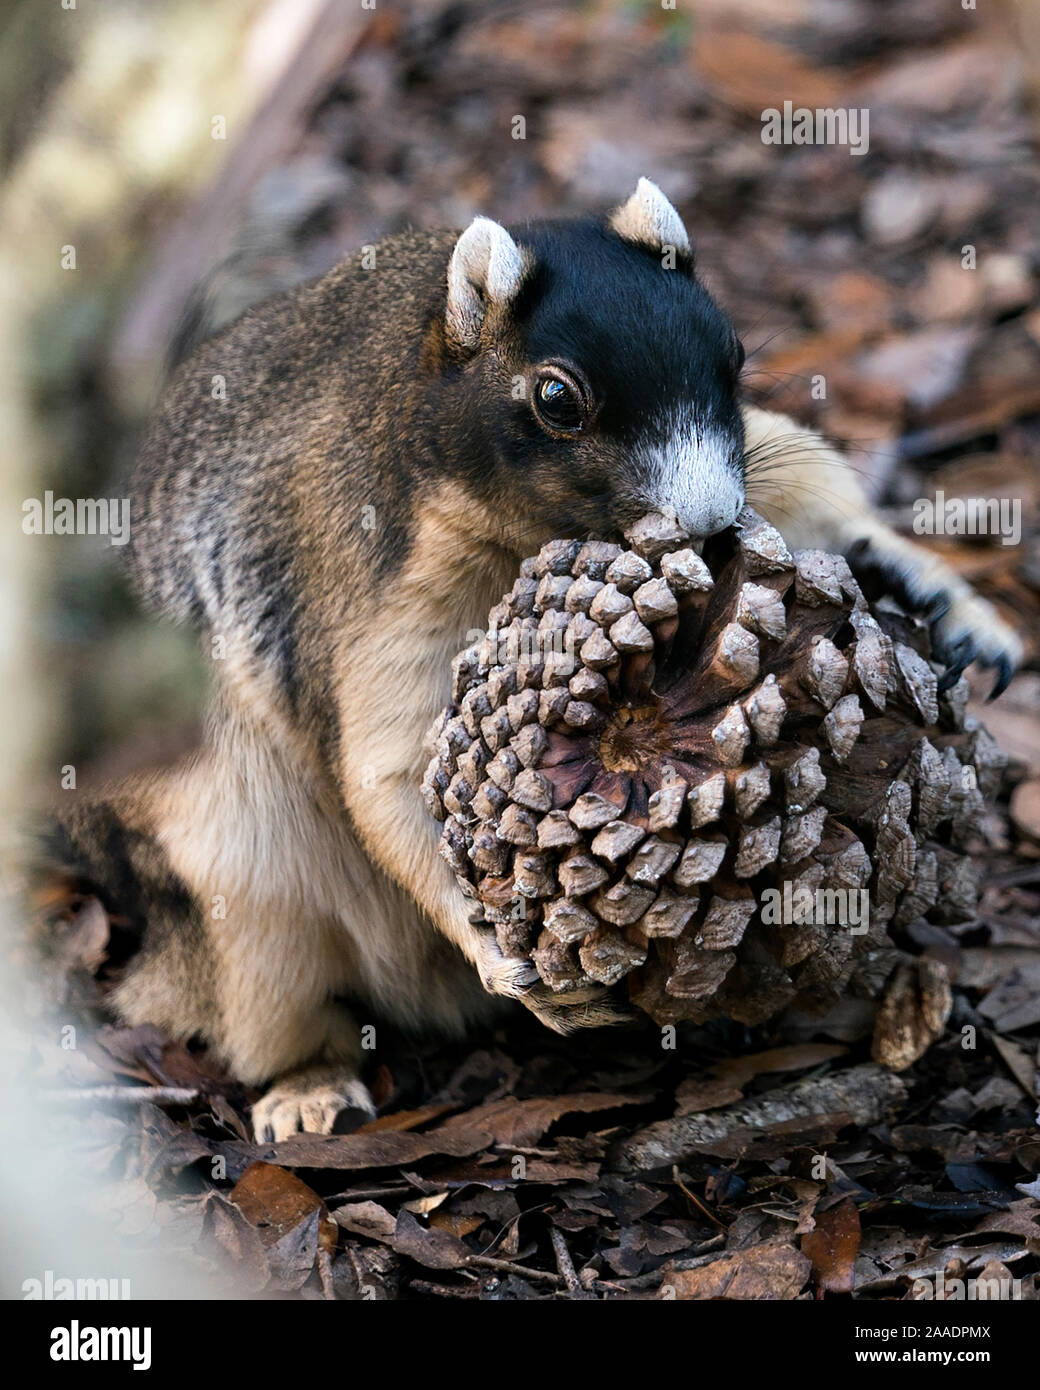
(40, 180), (1021, 1140)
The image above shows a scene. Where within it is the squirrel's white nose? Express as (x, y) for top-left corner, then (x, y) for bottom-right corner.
(673, 481), (745, 539)
(641, 421), (745, 538)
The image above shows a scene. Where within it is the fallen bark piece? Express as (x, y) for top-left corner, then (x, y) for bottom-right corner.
(615, 1063), (907, 1171)
(872, 959), (953, 1070)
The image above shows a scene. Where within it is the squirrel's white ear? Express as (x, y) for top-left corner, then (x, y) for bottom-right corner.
(446, 216), (527, 349)
(609, 177), (691, 256)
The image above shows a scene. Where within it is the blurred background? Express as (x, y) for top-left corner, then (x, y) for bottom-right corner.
(3, 0), (1039, 807)
(1, 0), (1039, 1298)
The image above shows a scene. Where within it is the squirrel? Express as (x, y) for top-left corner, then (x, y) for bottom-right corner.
(40, 179), (1021, 1140)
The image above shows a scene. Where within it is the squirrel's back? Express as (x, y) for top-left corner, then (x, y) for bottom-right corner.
(128, 228), (458, 634)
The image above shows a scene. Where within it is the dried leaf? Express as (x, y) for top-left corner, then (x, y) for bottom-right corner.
(229, 1161), (336, 1255)
(443, 1092), (647, 1149)
(660, 1243), (811, 1300)
(802, 1198), (861, 1294)
(393, 1209), (473, 1271)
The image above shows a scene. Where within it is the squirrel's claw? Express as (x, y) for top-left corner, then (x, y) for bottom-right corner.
(927, 596), (1021, 701)
(989, 654), (1015, 702)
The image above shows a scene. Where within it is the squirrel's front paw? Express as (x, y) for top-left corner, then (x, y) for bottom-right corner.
(251, 1066), (375, 1142)
(473, 930), (539, 998)
(517, 982), (633, 1033)
(845, 537), (1022, 699)
(471, 929), (629, 1030)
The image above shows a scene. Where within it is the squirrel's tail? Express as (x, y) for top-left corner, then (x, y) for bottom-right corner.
(29, 791), (193, 990)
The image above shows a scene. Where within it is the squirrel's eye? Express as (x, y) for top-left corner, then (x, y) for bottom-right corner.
(532, 371), (586, 434)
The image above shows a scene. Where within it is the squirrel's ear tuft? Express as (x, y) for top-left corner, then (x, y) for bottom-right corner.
(446, 217), (527, 349)
(608, 177), (691, 257)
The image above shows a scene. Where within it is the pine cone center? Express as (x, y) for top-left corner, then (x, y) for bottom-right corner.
(597, 706), (665, 774)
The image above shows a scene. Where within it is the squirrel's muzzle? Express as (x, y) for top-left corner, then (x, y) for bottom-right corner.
(636, 418), (745, 539)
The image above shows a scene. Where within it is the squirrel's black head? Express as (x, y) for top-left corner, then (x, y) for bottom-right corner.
(440, 179), (746, 551)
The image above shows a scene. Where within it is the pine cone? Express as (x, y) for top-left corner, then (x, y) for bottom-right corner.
(422, 508), (1004, 1032)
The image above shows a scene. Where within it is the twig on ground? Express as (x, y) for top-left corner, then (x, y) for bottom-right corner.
(549, 1225), (582, 1293)
(45, 1085), (199, 1106)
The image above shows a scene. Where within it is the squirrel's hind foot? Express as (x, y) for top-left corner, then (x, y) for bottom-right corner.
(251, 1066), (376, 1142)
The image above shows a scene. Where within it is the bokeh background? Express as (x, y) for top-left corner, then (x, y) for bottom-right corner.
(2, 0), (1039, 1300)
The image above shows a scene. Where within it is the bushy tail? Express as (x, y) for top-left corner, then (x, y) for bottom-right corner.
(29, 795), (190, 993)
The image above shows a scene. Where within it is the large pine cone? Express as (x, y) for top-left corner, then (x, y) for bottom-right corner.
(422, 509), (1005, 1029)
